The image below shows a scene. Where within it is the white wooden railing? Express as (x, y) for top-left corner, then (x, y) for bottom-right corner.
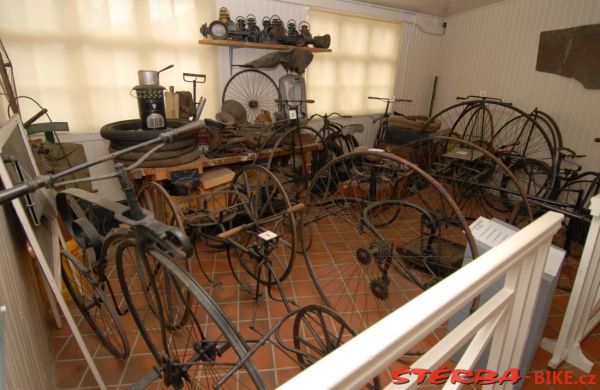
(279, 211), (563, 390)
(541, 194), (600, 373)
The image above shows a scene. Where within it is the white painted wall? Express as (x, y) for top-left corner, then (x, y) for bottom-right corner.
(394, 20), (444, 116)
(57, 132), (123, 200)
(216, 0), (444, 143)
(7, 0), (599, 197)
(433, 0), (600, 171)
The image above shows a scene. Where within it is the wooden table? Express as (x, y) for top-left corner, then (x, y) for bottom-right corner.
(129, 143), (323, 182)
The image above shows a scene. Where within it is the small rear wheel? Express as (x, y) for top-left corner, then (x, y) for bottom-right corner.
(137, 182), (191, 329)
(57, 192), (130, 359)
(61, 250), (130, 359)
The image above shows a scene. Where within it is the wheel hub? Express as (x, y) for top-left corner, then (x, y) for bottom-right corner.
(161, 355), (185, 388)
(356, 247), (371, 265)
(249, 100), (259, 109)
(371, 240), (392, 271)
(194, 340), (220, 362)
(370, 276), (390, 300)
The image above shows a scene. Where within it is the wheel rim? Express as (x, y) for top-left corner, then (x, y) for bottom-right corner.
(291, 304), (356, 367)
(302, 151), (478, 335)
(61, 251), (129, 359)
(423, 100), (557, 199)
(227, 164), (297, 286)
(222, 69), (281, 124)
(405, 136), (533, 225)
(137, 182), (191, 329)
(262, 126), (330, 203)
(58, 193), (130, 359)
(116, 242), (265, 389)
(288, 304), (381, 388)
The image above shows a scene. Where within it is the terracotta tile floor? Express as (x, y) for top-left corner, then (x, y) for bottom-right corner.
(50, 220), (600, 389)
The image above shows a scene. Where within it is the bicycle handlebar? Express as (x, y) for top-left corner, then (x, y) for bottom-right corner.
(182, 72), (206, 83)
(0, 181), (39, 205)
(275, 99), (315, 104)
(217, 203), (304, 240)
(0, 120), (204, 205)
(23, 108), (49, 128)
(368, 96), (412, 103)
(559, 147), (586, 159)
(308, 112), (352, 120)
(456, 95), (506, 103)
(372, 115), (384, 124)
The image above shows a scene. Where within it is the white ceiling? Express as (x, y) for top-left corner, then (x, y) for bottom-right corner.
(354, 0), (508, 17)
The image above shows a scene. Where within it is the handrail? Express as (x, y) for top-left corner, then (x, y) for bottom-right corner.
(279, 211), (563, 389)
(541, 194), (600, 373)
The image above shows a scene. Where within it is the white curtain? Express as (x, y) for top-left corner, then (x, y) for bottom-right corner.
(307, 9), (402, 115)
(0, 0), (218, 132)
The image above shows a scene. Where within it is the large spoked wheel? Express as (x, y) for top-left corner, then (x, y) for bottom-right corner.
(405, 136), (533, 225)
(222, 69), (281, 124)
(116, 240), (265, 389)
(227, 164), (297, 286)
(0, 39), (19, 113)
(493, 116), (556, 199)
(422, 99), (557, 199)
(531, 109), (563, 153)
(424, 102), (495, 146)
(57, 192), (130, 359)
(497, 157), (553, 225)
(61, 250), (130, 359)
(137, 182), (191, 329)
(261, 126), (329, 202)
(138, 182), (186, 231)
(502, 157), (553, 199)
(302, 151), (478, 334)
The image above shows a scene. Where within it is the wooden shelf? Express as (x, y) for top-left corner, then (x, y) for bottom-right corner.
(198, 39), (332, 53)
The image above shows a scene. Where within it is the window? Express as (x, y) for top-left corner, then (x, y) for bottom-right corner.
(0, 0), (218, 132)
(307, 9), (402, 115)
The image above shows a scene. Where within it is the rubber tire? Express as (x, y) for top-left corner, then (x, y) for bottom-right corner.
(100, 119), (191, 142)
(115, 147), (200, 168)
(110, 137), (196, 151)
(116, 243), (265, 389)
(109, 144), (197, 161)
(61, 251), (130, 359)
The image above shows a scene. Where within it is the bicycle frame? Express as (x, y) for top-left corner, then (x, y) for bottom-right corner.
(368, 96), (412, 148)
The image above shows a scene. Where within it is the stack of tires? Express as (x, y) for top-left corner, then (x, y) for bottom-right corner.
(101, 119), (200, 167)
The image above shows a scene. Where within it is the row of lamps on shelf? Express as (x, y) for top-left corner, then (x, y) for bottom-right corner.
(200, 7), (331, 48)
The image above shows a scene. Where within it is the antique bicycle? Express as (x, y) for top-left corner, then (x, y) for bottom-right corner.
(0, 121), (272, 388)
(369, 96), (413, 148)
(309, 112), (361, 158)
